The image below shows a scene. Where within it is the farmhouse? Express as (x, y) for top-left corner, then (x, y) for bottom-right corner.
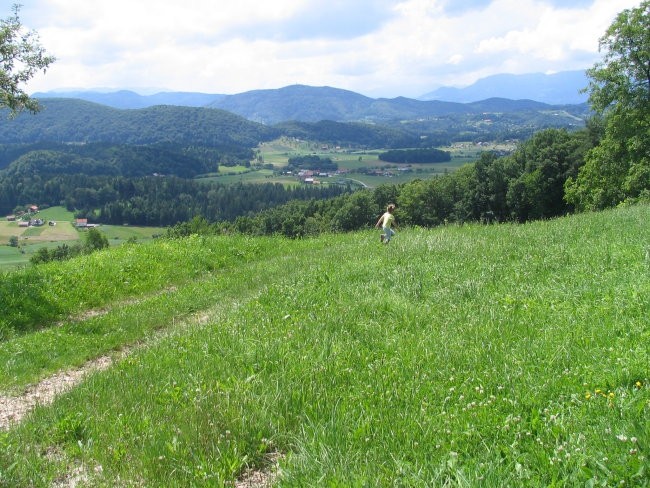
(75, 218), (100, 228)
(6, 215), (16, 221)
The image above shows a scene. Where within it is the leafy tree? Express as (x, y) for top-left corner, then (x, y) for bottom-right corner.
(84, 227), (109, 251)
(507, 129), (588, 221)
(30, 246), (51, 264)
(1, 4), (55, 115)
(331, 191), (377, 232)
(378, 148), (451, 164)
(566, 1), (650, 210)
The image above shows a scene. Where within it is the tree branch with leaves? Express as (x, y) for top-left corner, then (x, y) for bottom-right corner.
(1, 3), (55, 116)
(565, 1), (650, 210)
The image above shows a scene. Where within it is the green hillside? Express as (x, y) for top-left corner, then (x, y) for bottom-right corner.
(0, 99), (280, 147)
(0, 205), (648, 486)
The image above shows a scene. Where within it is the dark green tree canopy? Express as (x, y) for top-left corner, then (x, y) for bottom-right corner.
(586, 0), (650, 113)
(566, 1), (650, 210)
(1, 4), (55, 116)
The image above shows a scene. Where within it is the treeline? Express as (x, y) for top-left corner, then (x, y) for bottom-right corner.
(30, 227), (109, 264)
(169, 125), (623, 238)
(0, 171), (349, 226)
(378, 148), (451, 164)
(276, 120), (424, 148)
(287, 155), (338, 172)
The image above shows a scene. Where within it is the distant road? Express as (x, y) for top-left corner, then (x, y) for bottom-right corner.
(343, 178), (369, 188)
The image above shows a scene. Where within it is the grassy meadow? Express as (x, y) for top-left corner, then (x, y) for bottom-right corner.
(0, 205), (648, 486)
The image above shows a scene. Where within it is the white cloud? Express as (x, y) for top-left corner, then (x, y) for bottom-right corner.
(18, 0), (643, 98)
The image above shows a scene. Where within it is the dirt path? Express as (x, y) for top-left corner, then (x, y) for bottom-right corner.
(0, 287), (180, 430)
(0, 305), (282, 486)
(0, 354), (117, 430)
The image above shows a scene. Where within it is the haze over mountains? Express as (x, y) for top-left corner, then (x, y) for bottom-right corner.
(419, 70), (589, 104)
(32, 70), (589, 118)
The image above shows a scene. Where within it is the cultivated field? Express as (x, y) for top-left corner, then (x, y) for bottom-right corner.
(0, 207), (166, 270)
(197, 138), (510, 188)
(0, 204), (647, 486)
(0, 215), (78, 246)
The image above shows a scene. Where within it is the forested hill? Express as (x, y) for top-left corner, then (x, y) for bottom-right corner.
(0, 98), (424, 154)
(206, 84), (589, 124)
(0, 99), (281, 147)
(38, 84), (590, 126)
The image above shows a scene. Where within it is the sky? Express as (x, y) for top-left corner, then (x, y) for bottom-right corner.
(17, 0), (641, 99)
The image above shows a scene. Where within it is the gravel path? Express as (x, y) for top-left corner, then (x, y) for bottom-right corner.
(0, 354), (115, 430)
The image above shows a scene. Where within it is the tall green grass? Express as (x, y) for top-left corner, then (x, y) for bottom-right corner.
(0, 205), (648, 486)
(0, 234), (291, 339)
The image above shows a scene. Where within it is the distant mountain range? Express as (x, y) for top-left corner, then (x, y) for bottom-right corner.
(201, 85), (587, 125)
(32, 70), (590, 122)
(32, 90), (226, 110)
(420, 70), (589, 105)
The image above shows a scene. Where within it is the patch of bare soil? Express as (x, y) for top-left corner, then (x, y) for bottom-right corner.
(234, 453), (284, 488)
(0, 354), (117, 430)
(0, 295), (282, 487)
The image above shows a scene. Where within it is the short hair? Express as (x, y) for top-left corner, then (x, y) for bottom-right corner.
(387, 204), (395, 211)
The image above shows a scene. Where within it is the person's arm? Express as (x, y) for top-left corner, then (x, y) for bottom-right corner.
(375, 215), (383, 228)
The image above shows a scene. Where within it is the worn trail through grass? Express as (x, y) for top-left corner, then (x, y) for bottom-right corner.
(1, 206), (648, 487)
(0, 236), (339, 428)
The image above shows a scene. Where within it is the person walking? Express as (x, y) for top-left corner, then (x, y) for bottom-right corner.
(375, 204), (398, 244)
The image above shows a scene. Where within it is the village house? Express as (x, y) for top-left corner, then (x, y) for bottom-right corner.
(6, 215), (16, 221)
(75, 218), (100, 228)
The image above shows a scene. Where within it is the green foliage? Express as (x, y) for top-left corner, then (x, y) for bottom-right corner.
(378, 147), (452, 164)
(276, 119), (421, 148)
(0, 205), (647, 485)
(287, 154), (337, 172)
(29, 228), (109, 265)
(566, 1), (650, 210)
(223, 127), (596, 236)
(0, 4), (55, 116)
(84, 228), (108, 251)
(0, 99), (280, 147)
(0, 171), (349, 225)
(0, 143), (219, 177)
